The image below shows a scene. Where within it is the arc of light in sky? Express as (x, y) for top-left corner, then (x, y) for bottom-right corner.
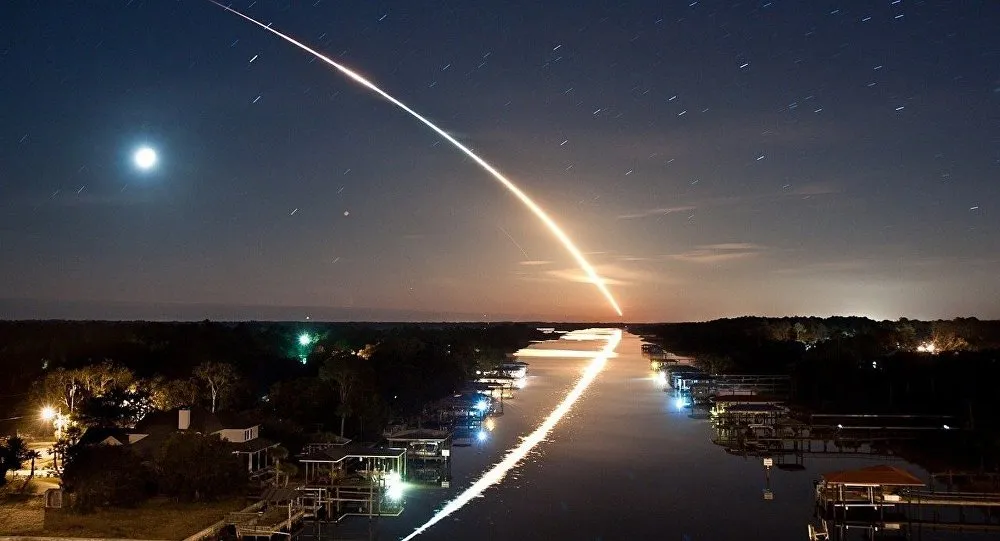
(208, 1), (623, 317)
(401, 328), (622, 540)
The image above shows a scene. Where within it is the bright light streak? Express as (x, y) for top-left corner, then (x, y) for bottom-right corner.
(400, 329), (621, 540)
(515, 348), (618, 358)
(207, 1), (623, 317)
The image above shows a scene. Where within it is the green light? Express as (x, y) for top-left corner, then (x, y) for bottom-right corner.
(298, 333), (312, 346)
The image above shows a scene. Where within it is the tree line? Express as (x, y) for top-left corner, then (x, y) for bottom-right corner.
(1, 321), (543, 448)
(632, 317), (1000, 469)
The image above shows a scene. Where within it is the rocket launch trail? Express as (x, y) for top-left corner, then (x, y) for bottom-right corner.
(208, 0), (623, 317)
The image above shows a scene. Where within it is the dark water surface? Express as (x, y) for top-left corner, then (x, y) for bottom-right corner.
(317, 331), (982, 541)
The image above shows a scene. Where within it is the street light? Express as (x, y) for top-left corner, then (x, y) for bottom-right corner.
(298, 333), (313, 346)
(40, 406), (57, 421)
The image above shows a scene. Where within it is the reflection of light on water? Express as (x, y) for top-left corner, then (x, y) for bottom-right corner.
(515, 348), (618, 358)
(400, 328), (622, 540)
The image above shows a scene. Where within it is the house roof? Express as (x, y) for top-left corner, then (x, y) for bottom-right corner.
(132, 407), (258, 436)
(821, 465), (925, 487)
(385, 429), (451, 442)
(712, 396), (786, 404)
(230, 437), (279, 453)
(299, 444), (406, 463)
(78, 427), (129, 446)
(214, 411), (257, 430)
(133, 407), (224, 435)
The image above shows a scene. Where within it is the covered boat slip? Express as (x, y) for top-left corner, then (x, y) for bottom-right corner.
(386, 428), (453, 486)
(817, 464), (927, 509)
(812, 464), (1000, 538)
(299, 444), (408, 484)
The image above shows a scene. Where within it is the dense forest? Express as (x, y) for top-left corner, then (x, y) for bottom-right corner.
(0, 320), (545, 451)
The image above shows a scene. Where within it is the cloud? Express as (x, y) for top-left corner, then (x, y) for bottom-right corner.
(617, 205), (698, 220)
(14, 190), (158, 208)
(700, 243), (763, 251)
(517, 262), (675, 288)
(618, 187), (841, 221)
(543, 268), (633, 286)
(668, 243), (766, 264)
(790, 182), (839, 196)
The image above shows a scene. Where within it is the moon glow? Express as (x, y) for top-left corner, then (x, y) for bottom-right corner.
(133, 146), (158, 170)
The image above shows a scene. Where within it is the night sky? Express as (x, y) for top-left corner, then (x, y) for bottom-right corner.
(1, 1), (998, 322)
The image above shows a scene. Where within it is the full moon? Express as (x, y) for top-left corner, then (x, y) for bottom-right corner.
(133, 146), (158, 170)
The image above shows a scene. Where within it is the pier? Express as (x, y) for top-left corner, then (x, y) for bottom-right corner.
(809, 465), (1000, 540)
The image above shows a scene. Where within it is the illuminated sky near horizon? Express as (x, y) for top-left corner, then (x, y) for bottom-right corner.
(1, 1), (998, 322)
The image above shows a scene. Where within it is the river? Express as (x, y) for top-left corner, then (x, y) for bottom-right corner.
(311, 330), (987, 540)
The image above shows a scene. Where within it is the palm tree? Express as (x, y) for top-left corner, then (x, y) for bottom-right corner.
(320, 354), (361, 437)
(0, 436), (28, 485)
(270, 445), (290, 486)
(25, 450), (42, 479)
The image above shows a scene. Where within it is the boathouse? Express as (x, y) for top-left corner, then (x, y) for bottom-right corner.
(816, 464), (925, 512)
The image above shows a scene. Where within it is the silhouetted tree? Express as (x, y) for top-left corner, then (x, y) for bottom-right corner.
(62, 444), (151, 512)
(0, 435), (28, 486)
(155, 432), (247, 501)
(193, 362), (238, 413)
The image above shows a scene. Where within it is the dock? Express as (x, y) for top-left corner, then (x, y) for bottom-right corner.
(809, 464), (1000, 539)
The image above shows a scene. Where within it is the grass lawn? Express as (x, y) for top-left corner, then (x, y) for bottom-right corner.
(42, 497), (249, 540)
(0, 493), (46, 535)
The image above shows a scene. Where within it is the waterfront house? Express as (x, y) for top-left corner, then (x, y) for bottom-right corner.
(126, 407), (279, 473)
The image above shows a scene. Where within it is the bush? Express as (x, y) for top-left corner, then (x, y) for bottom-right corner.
(62, 444), (152, 512)
(155, 432), (247, 501)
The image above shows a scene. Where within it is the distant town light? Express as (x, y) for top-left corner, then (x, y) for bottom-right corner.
(916, 342), (937, 353)
(943, 424), (951, 430)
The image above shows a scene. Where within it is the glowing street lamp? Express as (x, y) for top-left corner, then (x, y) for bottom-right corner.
(298, 333), (313, 346)
(40, 406), (57, 422)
